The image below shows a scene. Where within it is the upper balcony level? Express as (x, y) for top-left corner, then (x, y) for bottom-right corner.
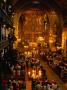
(0, 39), (9, 51)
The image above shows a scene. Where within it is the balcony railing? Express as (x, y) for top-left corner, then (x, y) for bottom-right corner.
(0, 39), (9, 51)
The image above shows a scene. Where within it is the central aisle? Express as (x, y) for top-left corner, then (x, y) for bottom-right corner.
(25, 67), (32, 90)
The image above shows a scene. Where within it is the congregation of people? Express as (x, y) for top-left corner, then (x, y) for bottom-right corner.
(0, 51), (62, 90)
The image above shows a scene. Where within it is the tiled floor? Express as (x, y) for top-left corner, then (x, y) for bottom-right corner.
(25, 67), (32, 90)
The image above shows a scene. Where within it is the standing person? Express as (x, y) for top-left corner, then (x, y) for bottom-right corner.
(21, 81), (26, 90)
(56, 85), (61, 90)
(32, 79), (37, 90)
(7, 79), (11, 89)
(35, 82), (42, 90)
(12, 80), (17, 90)
(48, 85), (54, 90)
(10, 83), (13, 90)
(52, 82), (57, 90)
(42, 81), (47, 90)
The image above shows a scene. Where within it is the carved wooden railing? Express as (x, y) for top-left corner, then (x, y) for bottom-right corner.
(0, 39), (9, 51)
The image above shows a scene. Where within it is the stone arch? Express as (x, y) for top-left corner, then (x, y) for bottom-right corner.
(18, 14), (26, 39)
(13, 8), (63, 51)
(47, 11), (63, 51)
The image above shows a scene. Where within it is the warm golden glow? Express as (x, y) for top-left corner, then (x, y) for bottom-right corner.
(28, 71), (31, 76)
(62, 28), (67, 49)
(38, 70), (42, 77)
(24, 45), (28, 48)
(29, 42), (37, 48)
(13, 10), (62, 53)
(37, 36), (44, 42)
(31, 69), (36, 79)
(18, 10), (49, 43)
(62, 27), (67, 57)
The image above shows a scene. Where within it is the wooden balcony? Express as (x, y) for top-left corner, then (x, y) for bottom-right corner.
(0, 39), (9, 51)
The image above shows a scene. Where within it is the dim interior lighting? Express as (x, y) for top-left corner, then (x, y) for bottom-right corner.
(31, 69), (36, 79)
(49, 40), (53, 43)
(3, 0), (7, 2)
(38, 70), (42, 77)
(38, 36), (44, 41)
(28, 71), (31, 76)
(24, 45), (28, 48)
(17, 38), (21, 42)
(57, 46), (62, 50)
(32, 1), (40, 4)
(29, 42), (37, 48)
(3, 24), (6, 28)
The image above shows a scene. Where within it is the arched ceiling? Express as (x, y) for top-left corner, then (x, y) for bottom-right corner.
(13, 0), (67, 14)
(13, 0), (67, 25)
